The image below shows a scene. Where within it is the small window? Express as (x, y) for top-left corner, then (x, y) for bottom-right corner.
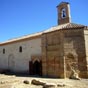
(19, 46), (22, 52)
(3, 49), (5, 54)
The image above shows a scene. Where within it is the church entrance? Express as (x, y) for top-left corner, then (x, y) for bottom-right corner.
(29, 60), (42, 76)
(33, 61), (42, 76)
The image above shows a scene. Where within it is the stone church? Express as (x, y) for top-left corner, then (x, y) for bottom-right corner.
(0, 2), (88, 78)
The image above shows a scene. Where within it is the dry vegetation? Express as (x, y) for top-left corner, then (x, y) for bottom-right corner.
(0, 74), (88, 88)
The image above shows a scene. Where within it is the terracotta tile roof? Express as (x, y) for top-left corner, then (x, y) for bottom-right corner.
(0, 32), (42, 45)
(44, 23), (87, 33)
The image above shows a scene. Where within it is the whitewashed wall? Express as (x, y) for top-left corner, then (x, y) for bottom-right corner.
(0, 38), (42, 73)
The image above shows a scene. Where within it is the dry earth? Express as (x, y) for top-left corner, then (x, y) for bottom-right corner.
(0, 74), (88, 88)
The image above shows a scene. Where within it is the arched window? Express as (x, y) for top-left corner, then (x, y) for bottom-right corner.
(19, 46), (22, 53)
(3, 48), (5, 54)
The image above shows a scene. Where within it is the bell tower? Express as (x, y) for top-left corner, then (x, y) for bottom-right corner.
(57, 2), (71, 25)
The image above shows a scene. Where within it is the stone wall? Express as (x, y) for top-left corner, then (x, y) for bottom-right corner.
(42, 29), (88, 78)
(42, 31), (64, 78)
(63, 29), (87, 78)
(57, 2), (71, 25)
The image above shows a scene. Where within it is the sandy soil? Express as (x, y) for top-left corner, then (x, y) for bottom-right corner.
(0, 74), (88, 88)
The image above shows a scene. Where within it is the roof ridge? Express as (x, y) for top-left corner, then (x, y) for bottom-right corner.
(70, 22), (86, 26)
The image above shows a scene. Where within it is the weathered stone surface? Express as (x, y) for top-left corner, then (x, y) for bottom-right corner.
(43, 83), (56, 88)
(41, 27), (88, 78)
(23, 80), (30, 84)
(57, 83), (66, 87)
(31, 79), (45, 86)
(42, 31), (65, 78)
(70, 69), (80, 80)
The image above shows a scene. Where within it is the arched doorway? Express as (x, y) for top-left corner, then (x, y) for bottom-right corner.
(33, 60), (42, 75)
(29, 60), (42, 76)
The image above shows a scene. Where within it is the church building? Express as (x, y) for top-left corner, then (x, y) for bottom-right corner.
(0, 2), (88, 78)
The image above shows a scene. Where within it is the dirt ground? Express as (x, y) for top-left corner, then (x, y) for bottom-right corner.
(0, 74), (88, 88)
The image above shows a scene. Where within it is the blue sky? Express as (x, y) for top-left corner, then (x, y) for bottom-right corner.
(0, 0), (88, 42)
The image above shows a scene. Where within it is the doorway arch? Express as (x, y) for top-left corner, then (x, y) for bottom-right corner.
(29, 60), (42, 76)
(33, 60), (42, 75)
